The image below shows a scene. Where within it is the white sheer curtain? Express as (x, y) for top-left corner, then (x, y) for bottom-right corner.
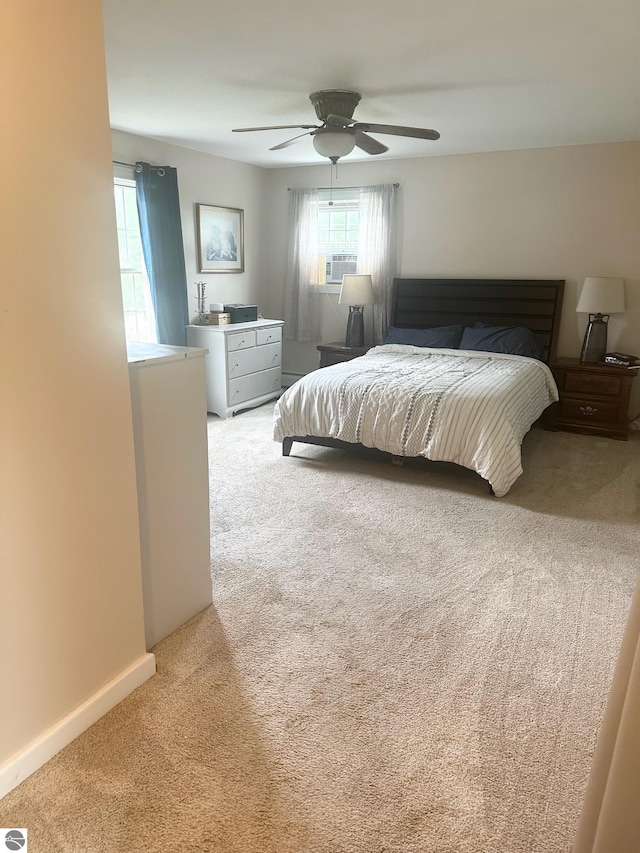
(358, 183), (398, 345)
(283, 188), (320, 342)
(573, 570), (640, 853)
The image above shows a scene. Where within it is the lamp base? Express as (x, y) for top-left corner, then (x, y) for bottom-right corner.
(580, 313), (609, 363)
(345, 305), (365, 348)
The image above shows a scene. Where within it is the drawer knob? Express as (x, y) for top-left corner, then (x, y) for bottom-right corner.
(579, 405), (598, 417)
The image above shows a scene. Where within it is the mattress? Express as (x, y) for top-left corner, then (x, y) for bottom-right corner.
(273, 344), (559, 496)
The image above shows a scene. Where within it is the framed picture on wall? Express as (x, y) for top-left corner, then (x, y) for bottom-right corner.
(196, 203), (244, 273)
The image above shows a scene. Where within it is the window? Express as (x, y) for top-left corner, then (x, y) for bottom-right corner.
(114, 179), (157, 343)
(317, 189), (359, 288)
(318, 205), (359, 253)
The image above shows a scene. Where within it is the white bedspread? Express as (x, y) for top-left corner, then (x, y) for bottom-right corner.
(273, 344), (559, 496)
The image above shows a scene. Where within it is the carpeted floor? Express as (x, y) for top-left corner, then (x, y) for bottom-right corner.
(2, 404), (639, 853)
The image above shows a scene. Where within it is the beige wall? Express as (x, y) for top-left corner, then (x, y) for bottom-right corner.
(264, 143), (640, 414)
(1, 0), (146, 764)
(111, 130), (270, 322)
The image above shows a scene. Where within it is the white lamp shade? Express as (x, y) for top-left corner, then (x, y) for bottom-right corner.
(312, 129), (356, 159)
(339, 274), (374, 306)
(576, 277), (626, 314)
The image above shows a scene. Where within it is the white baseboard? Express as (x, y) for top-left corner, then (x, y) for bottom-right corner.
(0, 652), (156, 799)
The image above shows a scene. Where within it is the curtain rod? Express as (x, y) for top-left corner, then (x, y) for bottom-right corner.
(112, 160), (166, 174)
(287, 183), (399, 191)
(113, 163), (396, 188)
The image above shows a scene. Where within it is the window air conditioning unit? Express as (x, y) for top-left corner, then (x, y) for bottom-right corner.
(326, 254), (358, 283)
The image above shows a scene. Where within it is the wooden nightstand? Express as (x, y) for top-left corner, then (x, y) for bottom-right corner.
(546, 357), (639, 440)
(317, 342), (369, 368)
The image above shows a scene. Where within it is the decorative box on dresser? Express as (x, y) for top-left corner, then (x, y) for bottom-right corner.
(546, 357), (639, 441)
(317, 342), (369, 367)
(186, 319), (284, 418)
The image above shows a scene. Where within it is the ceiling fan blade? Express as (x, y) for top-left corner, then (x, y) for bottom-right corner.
(232, 124), (318, 133)
(326, 114), (356, 127)
(269, 131), (314, 151)
(353, 122), (440, 140)
(355, 130), (388, 155)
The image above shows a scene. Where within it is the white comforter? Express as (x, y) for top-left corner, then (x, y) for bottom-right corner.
(273, 344), (559, 496)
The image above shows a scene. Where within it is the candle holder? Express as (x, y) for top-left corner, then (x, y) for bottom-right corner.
(195, 281), (208, 324)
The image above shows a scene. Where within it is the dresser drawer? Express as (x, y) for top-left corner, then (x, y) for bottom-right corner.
(226, 330), (256, 352)
(228, 367), (281, 406)
(227, 342), (281, 379)
(563, 371), (623, 398)
(558, 398), (619, 426)
(256, 326), (282, 346)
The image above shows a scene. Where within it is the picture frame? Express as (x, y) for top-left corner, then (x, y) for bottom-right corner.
(196, 203), (244, 273)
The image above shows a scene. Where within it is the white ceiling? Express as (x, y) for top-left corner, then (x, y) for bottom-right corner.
(102, 0), (640, 169)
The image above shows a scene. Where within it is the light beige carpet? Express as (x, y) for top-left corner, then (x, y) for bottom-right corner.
(2, 405), (639, 853)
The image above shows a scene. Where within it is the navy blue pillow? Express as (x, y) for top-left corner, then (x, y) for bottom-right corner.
(384, 324), (463, 348)
(459, 325), (543, 359)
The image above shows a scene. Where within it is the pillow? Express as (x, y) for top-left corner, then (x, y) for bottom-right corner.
(473, 322), (547, 356)
(459, 324), (543, 359)
(384, 324), (464, 349)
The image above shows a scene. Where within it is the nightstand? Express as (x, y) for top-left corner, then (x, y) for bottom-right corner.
(317, 342), (369, 368)
(546, 357), (639, 440)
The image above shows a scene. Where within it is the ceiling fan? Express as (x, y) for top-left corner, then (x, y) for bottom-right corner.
(232, 90), (440, 162)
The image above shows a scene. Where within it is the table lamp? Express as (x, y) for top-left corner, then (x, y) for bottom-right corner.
(339, 274), (374, 347)
(576, 277), (625, 363)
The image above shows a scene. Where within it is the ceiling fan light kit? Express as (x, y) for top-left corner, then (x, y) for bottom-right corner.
(312, 127), (356, 160)
(232, 89), (440, 162)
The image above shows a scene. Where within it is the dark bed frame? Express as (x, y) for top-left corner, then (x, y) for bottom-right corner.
(281, 278), (565, 484)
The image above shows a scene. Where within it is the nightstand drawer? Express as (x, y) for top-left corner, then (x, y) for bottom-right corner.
(317, 342), (369, 368)
(328, 352), (363, 365)
(558, 398), (619, 425)
(564, 371), (623, 398)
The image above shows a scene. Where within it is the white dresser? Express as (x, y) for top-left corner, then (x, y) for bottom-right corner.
(186, 319), (284, 419)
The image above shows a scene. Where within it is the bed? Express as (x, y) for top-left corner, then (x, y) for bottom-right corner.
(274, 278), (565, 496)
